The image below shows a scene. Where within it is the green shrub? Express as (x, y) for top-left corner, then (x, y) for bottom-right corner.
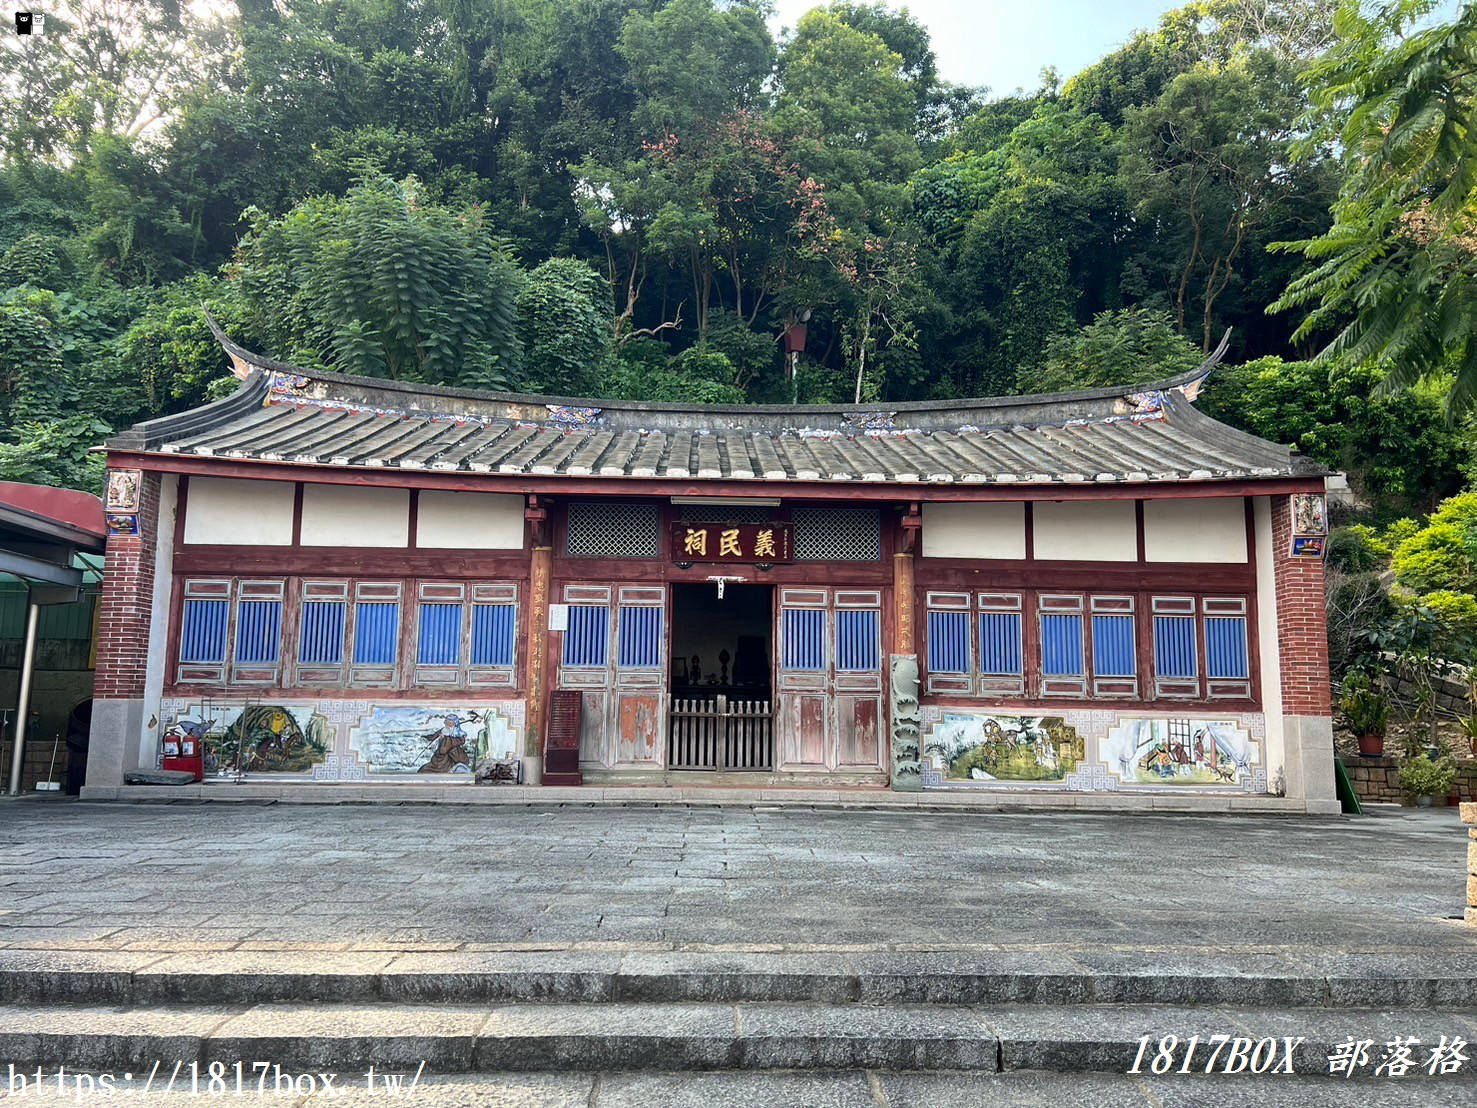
(1419, 591), (1477, 637)
(1397, 754), (1456, 798)
(1327, 524), (1391, 572)
(1392, 492), (1477, 595)
(1382, 518), (1421, 548)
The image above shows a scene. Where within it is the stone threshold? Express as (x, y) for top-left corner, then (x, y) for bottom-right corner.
(77, 782), (1340, 815)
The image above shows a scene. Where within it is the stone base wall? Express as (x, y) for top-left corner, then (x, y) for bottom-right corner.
(1345, 754), (1477, 805)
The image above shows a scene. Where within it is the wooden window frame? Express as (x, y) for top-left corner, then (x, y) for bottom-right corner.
(171, 574), (520, 693)
(920, 587), (1258, 709)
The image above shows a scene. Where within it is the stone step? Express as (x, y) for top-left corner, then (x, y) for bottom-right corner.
(3, 949), (1476, 1010)
(3, 1000), (1476, 1077)
(6, 1069), (1476, 1108)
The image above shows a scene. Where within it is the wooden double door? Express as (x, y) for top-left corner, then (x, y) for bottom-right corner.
(557, 582), (885, 774)
(557, 584), (667, 769)
(774, 587), (886, 772)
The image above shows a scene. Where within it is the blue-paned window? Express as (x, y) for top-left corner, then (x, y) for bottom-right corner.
(1091, 615), (1136, 677)
(354, 601), (401, 665)
(417, 602), (463, 666)
(471, 604), (516, 667)
(782, 608), (827, 671)
(836, 609), (880, 672)
(180, 599), (228, 664)
(1153, 616), (1198, 679)
(978, 612), (1022, 676)
(619, 605), (664, 668)
(1205, 616), (1249, 679)
(926, 610), (970, 674)
(299, 601), (345, 665)
(1040, 614), (1085, 676)
(235, 600), (282, 664)
(563, 604), (609, 667)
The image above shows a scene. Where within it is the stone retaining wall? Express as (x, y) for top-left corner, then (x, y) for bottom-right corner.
(1345, 754), (1477, 805)
(1375, 649), (1472, 716)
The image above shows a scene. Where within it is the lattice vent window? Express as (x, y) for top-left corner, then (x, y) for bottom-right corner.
(567, 502), (661, 558)
(793, 508), (882, 562)
(680, 505), (773, 525)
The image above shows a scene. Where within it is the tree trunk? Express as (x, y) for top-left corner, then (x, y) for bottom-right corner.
(1175, 171), (1205, 336)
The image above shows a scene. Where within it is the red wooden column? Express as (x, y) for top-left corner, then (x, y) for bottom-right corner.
(890, 506), (923, 790)
(523, 493), (554, 771)
(894, 503), (921, 656)
(526, 543), (552, 762)
(893, 551), (915, 655)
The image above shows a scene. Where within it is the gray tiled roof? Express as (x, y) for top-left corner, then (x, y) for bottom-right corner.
(105, 325), (1321, 487)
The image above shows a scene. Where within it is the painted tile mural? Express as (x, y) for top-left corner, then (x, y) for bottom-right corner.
(157, 698), (526, 779)
(163, 704), (332, 776)
(1101, 717), (1259, 787)
(919, 707), (1268, 793)
(923, 714), (1085, 783)
(348, 707), (517, 775)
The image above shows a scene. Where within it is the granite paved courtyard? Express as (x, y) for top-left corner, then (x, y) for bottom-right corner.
(0, 800), (1471, 955)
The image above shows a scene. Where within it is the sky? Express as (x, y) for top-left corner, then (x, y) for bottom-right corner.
(768, 0), (1190, 94)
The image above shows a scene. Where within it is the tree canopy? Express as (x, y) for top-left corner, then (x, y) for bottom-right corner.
(0, 0), (1472, 521)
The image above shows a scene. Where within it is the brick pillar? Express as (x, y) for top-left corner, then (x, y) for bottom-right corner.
(86, 470), (167, 788)
(1269, 494), (1336, 806)
(93, 472), (161, 700)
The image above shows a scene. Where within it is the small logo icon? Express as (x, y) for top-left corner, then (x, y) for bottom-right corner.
(15, 12), (32, 34)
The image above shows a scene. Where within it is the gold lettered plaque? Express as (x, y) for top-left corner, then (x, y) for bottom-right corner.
(671, 522), (794, 564)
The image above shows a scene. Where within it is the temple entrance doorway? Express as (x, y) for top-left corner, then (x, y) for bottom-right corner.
(667, 583), (775, 770)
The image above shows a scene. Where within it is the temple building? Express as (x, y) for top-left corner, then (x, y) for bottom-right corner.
(84, 323), (1337, 811)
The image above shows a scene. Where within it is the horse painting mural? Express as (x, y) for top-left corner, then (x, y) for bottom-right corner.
(923, 714), (1085, 783)
(1101, 718), (1259, 787)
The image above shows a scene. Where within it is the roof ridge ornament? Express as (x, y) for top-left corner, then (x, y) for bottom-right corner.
(841, 410), (898, 433)
(544, 404), (603, 429)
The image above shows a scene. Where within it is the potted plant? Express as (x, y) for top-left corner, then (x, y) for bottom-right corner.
(1340, 674), (1390, 757)
(1398, 754), (1456, 807)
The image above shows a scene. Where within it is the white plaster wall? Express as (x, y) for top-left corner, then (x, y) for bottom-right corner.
(183, 477), (295, 545)
(417, 491), (524, 549)
(1033, 500), (1137, 561)
(300, 485), (410, 547)
(1253, 496), (1285, 790)
(921, 502), (1025, 559)
(140, 474), (179, 769)
(1143, 497), (1247, 563)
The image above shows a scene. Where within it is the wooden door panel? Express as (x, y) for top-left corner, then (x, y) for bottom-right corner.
(777, 692), (828, 767)
(781, 692), (828, 767)
(615, 690), (663, 765)
(835, 694), (882, 768)
(578, 689), (608, 766)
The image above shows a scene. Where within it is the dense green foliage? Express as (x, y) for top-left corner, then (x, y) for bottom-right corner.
(233, 177), (526, 388)
(0, 0), (1473, 518)
(1029, 309), (1203, 394)
(1274, 0), (1477, 413)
